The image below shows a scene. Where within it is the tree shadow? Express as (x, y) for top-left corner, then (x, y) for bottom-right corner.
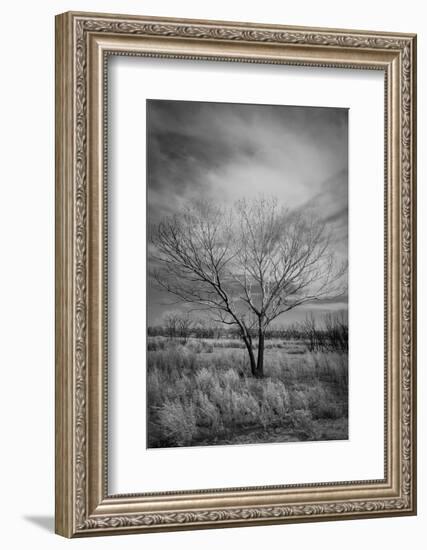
(23, 515), (54, 533)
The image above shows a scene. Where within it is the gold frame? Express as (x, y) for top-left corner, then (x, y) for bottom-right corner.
(55, 11), (417, 538)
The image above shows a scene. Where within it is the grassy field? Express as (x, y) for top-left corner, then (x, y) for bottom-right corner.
(147, 336), (348, 448)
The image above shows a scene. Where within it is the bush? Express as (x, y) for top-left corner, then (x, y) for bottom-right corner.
(289, 409), (315, 439)
(157, 399), (197, 446)
(187, 339), (214, 353)
(229, 390), (260, 425)
(147, 343), (348, 447)
(262, 379), (289, 418)
(194, 390), (221, 428)
(306, 385), (343, 420)
(195, 367), (217, 392)
(147, 338), (166, 351)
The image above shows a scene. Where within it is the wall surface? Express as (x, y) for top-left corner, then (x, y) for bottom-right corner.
(0, 1), (424, 548)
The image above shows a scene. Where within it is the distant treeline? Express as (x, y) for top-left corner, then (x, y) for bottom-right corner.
(148, 310), (348, 352)
(147, 323), (299, 340)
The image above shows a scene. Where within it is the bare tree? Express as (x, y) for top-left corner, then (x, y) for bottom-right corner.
(323, 310), (348, 351)
(300, 312), (321, 352)
(177, 314), (193, 344)
(163, 312), (180, 340)
(297, 310), (348, 352)
(163, 311), (193, 343)
(150, 198), (346, 377)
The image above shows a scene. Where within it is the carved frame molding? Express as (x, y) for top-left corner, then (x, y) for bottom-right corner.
(55, 12), (416, 537)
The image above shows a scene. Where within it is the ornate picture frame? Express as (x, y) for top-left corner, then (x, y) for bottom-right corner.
(55, 11), (417, 537)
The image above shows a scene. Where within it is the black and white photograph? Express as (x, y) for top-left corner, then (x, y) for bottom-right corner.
(147, 99), (349, 449)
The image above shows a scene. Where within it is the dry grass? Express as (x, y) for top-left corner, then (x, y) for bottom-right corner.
(147, 338), (348, 448)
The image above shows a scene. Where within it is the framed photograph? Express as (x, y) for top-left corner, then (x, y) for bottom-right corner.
(55, 11), (417, 537)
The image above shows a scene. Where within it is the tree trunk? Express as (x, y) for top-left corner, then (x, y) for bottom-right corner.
(242, 336), (257, 376)
(255, 330), (265, 378)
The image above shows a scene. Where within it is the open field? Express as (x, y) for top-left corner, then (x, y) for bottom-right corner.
(147, 336), (348, 448)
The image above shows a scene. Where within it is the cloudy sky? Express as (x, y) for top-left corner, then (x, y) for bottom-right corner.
(147, 99), (348, 326)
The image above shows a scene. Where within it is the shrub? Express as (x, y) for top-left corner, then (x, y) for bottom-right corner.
(147, 338), (166, 351)
(187, 339), (214, 354)
(305, 385), (342, 419)
(222, 368), (241, 390)
(230, 390), (260, 425)
(157, 399), (197, 446)
(289, 409), (314, 439)
(263, 379), (289, 417)
(289, 389), (309, 411)
(195, 367), (216, 392)
(147, 343), (348, 447)
(194, 390), (221, 429)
